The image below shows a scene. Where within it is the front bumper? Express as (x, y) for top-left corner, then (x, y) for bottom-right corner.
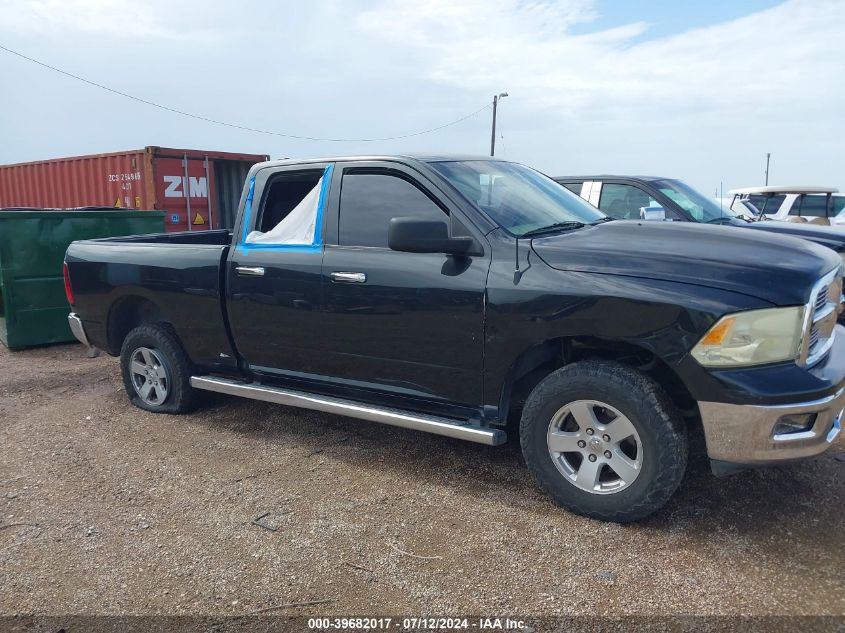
(699, 389), (843, 466)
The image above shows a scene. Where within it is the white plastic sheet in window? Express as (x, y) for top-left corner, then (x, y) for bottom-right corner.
(246, 177), (323, 245)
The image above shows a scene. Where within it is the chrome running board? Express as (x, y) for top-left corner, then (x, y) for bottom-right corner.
(190, 375), (506, 446)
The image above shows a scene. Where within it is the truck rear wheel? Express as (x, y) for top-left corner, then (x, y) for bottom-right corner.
(120, 323), (198, 414)
(520, 361), (687, 522)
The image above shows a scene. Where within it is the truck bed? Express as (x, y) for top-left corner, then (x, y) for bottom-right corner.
(65, 230), (237, 370)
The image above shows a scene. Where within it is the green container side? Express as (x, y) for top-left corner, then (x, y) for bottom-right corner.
(0, 209), (165, 349)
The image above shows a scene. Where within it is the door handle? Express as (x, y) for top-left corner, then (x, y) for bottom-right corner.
(236, 266), (265, 276)
(330, 271), (367, 283)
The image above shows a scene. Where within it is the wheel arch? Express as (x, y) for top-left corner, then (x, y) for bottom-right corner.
(499, 336), (698, 428)
(106, 295), (168, 355)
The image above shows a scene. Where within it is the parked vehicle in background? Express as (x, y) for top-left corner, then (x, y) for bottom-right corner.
(732, 198), (763, 219)
(835, 194), (845, 220)
(65, 156), (844, 522)
(729, 186), (842, 225)
(555, 176), (845, 268)
(713, 197), (751, 218)
(0, 146), (269, 232)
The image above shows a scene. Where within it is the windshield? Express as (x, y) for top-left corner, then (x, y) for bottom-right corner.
(429, 160), (605, 236)
(652, 179), (739, 223)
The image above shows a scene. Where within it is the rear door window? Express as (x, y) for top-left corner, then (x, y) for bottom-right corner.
(792, 194), (830, 218)
(561, 181), (583, 195)
(338, 172), (446, 248)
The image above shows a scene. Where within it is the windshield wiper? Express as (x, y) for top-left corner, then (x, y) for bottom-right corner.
(521, 221), (585, 237)
(590, 217), (614, 225)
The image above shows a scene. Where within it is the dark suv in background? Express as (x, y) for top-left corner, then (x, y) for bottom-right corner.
(555, 175), (845, 259)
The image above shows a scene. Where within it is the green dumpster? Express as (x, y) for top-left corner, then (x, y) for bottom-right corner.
(0, 208), (165, 349)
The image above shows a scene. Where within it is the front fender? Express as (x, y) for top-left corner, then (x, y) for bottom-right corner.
(482, 264), (772, 410)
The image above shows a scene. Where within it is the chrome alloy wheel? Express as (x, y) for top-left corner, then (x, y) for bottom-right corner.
(547, 400), (643, 494)
(129, 347), (170, 406)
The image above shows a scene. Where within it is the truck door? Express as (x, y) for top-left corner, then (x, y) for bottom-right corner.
(319, 162), (489, 406)
(226, 163), (334, 376)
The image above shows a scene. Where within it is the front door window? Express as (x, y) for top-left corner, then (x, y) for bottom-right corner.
(598, 184), (660, 220)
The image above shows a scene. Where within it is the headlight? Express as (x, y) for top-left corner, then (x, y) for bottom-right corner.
(691, 306), (804, 367)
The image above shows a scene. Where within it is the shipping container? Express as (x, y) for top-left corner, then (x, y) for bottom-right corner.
(0, 146), (269, 232)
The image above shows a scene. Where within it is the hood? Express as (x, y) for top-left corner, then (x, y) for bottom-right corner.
(531, 220), (840, 305)
(741, 221), (845, 253)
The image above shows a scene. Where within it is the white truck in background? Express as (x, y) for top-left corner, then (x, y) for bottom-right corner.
(730, 186), (844, 225)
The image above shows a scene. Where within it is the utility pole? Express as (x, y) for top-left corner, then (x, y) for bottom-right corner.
(490, 92), (508, 156)
(765, 152), (771, 185)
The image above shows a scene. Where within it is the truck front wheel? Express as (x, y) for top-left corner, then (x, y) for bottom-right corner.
(120, 323), (198, 414)
(520, 361), (688, 522)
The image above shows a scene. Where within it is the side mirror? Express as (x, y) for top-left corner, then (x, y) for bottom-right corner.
(388, 217), (476, 255)
(640, 205), (666, 221)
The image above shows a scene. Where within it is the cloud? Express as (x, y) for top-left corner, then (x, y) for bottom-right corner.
(0, 0), (841, 192)
(0, 0), (213, 38)
(357, 0), (845, 120)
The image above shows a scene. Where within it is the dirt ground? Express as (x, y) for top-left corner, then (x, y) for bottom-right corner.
(0, 343), (843, 618)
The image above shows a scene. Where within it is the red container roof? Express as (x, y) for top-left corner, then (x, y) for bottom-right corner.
(0, 146), (269, 168)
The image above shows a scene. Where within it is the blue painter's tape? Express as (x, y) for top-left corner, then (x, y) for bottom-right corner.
(312, 163), (333, 247)
(239, 244), (322, 253)
(238, 164), (333, 256)
(240, 176), (256, 246)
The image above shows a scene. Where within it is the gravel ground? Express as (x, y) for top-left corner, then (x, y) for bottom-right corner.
(0, 342), (843, 618)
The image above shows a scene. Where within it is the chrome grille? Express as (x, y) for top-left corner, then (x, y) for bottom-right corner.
(815, 286), (829, 313)
(802, 270), (841, 366)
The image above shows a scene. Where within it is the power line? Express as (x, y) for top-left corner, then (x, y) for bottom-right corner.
(0, 43), (492, 143)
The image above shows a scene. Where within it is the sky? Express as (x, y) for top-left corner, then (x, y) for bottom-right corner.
(0, 0), (843, 195)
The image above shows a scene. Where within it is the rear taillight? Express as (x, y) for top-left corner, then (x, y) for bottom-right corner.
(63, 262), (75, 306)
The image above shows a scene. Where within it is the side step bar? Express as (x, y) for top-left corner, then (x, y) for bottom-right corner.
(190, 376), (507, 446)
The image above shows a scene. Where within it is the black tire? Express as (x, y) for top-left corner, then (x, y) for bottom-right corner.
(120, 323), (199, 414)
(520, 361), (688, 522)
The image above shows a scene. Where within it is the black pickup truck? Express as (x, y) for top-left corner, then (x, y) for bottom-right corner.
(64, 156), (844, 522)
